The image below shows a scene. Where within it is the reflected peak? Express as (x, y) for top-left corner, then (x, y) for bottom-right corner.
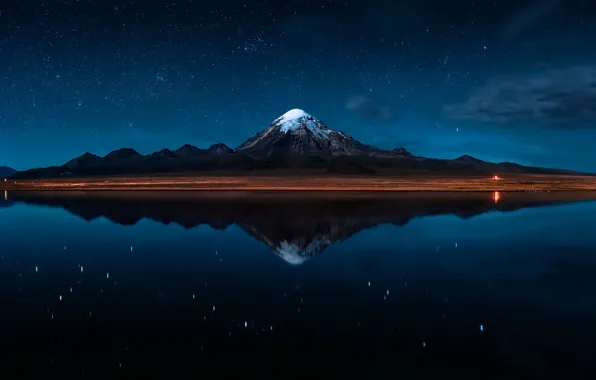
(4, 191), (595, 265)
(275, 236), (332, 265)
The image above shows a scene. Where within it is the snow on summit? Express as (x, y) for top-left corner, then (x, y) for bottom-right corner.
(276, 109), (312, 132)
(274, 108), (332, 140)
(279, 108), (309, 122)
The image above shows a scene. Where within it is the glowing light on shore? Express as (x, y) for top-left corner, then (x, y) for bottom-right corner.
(493, 175), (501, 180)
(493, 191), (501, 204)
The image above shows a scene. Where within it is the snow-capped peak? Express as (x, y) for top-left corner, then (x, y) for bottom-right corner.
(274, 108), (332, 140)
(279, 108), (309, 122)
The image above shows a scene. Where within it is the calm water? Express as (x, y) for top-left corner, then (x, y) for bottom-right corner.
(1, 191), (596, 378)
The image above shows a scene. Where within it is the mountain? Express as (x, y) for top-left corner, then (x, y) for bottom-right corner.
(63, 152), (103, 170)
(149, 149), (177, 159)
(455, 155), (484, 164)
(0, 166), (16, 178)
(173, 144), (207, 157)
(10, 108), (585, 179)
(104, 148), (142, 161)
(387, 147), (413, 157)
(237, 109), (381, 157)
(5, 191), (595, 265)
(326, 157), (376, 174)
(208, 143), (233, 154)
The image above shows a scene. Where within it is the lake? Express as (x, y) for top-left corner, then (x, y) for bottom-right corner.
(1, 190), (596, 378)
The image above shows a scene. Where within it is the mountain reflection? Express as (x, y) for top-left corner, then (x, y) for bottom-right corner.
(3, 191), (595, 264)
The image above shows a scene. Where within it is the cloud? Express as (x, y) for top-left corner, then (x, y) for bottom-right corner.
(499, 0), (561, 40)
(498, 0), (594, 43)
(444, 66), (596, 128)
(345, 96), (393, 122)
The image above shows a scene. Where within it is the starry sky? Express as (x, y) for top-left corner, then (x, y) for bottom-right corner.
(1, 0), (596, 171)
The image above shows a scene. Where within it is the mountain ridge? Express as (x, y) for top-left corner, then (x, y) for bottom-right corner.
(9, 108), (585, 178)
(0, 166), (16, 178)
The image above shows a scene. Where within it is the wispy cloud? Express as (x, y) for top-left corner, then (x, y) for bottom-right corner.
(445, 66), (596, 128)
(345, 95), (393, 122)
(499, 0), (562, 40)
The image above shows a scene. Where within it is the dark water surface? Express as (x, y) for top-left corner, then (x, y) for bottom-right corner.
(1, 190), (596, 378)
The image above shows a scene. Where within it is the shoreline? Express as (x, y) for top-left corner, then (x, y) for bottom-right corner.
(2, 174), (596, 192)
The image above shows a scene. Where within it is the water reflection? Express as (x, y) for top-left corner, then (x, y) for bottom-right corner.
(1, 191), (596, 377)
(2, 190), (592, 265)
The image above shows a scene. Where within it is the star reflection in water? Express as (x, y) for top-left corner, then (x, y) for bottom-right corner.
(0, 190), (595, 377)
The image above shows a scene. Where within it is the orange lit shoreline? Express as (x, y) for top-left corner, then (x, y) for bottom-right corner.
(2, 174), (596, 192)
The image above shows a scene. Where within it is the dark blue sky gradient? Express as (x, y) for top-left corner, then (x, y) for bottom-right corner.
(1, 0), (596, 171)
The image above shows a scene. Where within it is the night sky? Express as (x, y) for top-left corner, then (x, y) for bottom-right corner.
(1, 0), (596, 171)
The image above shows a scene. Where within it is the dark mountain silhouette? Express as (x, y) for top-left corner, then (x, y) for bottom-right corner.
(326, 157), (376, 174)
(456, 155), (485, 164)
(149, 149), (177, 159)
(387, 147), (413, 157)
(3, 191), (595, 265)
(208, 143), (234, 154)
(63, 152), (103, 170)
(10, 109), (584, 179)
(0, 166), (16, 178)
(104, 148), (142, 161)
(173, 144), (207, 157)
